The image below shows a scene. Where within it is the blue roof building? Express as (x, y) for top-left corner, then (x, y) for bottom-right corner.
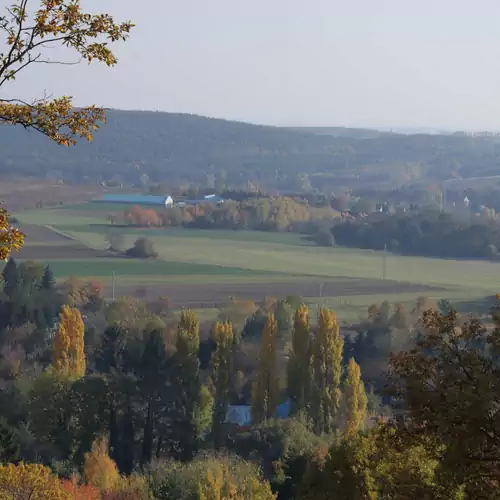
(95, 194), (173, 207)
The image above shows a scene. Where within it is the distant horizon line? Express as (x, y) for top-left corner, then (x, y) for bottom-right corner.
(95, 107), (500, 135)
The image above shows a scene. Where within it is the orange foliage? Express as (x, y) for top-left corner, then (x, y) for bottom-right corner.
(63, 277), (105, 308)
(124, 206), (161, 226)
(62, 476), (101, 500)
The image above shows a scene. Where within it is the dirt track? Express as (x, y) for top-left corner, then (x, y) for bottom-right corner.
(14, 224), (109, 260)
(109, 279), (443, 309)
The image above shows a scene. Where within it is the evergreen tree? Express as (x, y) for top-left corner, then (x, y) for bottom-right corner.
(252, 313), (279, 424)
(211, 321), (234, 448)
(2, 257), (19, 298)
(0, 418), (19, 463)
(343, 358), (368, 436)
(287, 305), (311, 415)
(311, 308), (343, 434)
(41, 265), (55, 290)
(52, 305), (86, 380)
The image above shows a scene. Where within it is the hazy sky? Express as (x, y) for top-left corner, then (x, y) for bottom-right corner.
(5, 0), (500, 129)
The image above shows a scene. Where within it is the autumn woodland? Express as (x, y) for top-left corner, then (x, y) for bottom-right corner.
(1, 1), (500, 499)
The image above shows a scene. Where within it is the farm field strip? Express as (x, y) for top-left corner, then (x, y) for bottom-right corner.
(61, 229), (500, 293)
(13, 209), (500, 305)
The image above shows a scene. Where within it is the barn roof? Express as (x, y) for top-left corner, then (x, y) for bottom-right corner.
(96, 194), (169, 205)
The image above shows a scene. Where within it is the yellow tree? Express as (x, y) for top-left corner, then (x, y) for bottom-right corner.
(52, 305), (85, 380)
(0, 1), (133, 260)
(0, 462), (70, 499)
(311, 308), (343, 434)
(0, 208), (23, 261)
(287, 304), (311, 415)
(252, 314), (279, 424)
(83, 437), (119, 491)
(343, 358), (368, 436)
(211, 320), (234, 448)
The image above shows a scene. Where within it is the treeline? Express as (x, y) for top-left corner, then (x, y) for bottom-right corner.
(3, 110), (500, 189)
(120, 196), (337, 233)
(333, 210), (500, 259)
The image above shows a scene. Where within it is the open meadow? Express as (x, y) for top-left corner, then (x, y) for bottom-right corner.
(11, 204), (500, 321)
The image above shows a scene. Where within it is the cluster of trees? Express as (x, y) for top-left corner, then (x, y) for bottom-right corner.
(2, 255), (500, 497)
(333, 209), (500, 259)
(0, 261), (374, 499)
(121, 197), (337, 233)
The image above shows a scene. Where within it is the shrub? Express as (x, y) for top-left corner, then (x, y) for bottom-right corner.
(0, 462), (70, 499)
(126, 238), (158, 259)
(149, 455), (275, 500)
(315, 228), (335, 247)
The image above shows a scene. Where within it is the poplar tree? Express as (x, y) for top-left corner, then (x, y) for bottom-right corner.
(287, 305), (311, 414)
(311, 308), (343, 434)
(343, 357), (368, 436)
(52, 305), (85, 380)
(171, 310), (212, 459)
(211, 321), (234, 448)
(252, 313), (279, 424)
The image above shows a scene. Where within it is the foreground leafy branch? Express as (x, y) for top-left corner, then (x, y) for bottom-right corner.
(0, 0), (133, 257)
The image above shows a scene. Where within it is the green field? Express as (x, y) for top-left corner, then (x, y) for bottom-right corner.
(40, 259), (282, 279)
(13, 206), (500, 318)
(60, 227), (500, 291)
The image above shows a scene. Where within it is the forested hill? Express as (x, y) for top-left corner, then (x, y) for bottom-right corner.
(1, 109), (500, 190)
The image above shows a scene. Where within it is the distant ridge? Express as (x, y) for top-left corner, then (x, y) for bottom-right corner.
(1, 109), (499, 189)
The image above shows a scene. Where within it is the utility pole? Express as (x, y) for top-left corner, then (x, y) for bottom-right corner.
(112, 271), (116, 301)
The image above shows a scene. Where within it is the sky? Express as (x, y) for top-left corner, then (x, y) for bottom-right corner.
(5, 0), (500, 130)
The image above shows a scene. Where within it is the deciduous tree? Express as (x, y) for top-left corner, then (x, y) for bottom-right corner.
(169, 310), (209, 459)
(342, 358), (367, 436)
(252, 314), (279, 424)
(389, 305), (500, 497)
(287, 305), (311, 415)
(0, 461), (69, 499)
(299, 425), (452, 500)
(52, 305), (85, 380)
(211, 321), (234, 448)
(310, 308), (343, 434)
(0, 0), (133, 145)
(0, 1), (133, 260)
(84, 438), (119, 491)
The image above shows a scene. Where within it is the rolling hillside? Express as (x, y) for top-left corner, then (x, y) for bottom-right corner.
(1, 110), (500, 190)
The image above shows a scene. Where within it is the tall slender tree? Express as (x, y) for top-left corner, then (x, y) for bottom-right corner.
(211, 321), (234, 448)
(287, 305), (311, 414)
(169, 310), (209, 459)
(311, 308), (343, 434)
(343, 358), (368, 436)
(52, 305), (86, 380)
(252, 314), (279, 424)
(137, 329), (169, 466)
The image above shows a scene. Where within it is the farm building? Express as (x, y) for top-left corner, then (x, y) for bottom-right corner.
(175, 194), (225, 208)
(95, 194), (174, 207)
